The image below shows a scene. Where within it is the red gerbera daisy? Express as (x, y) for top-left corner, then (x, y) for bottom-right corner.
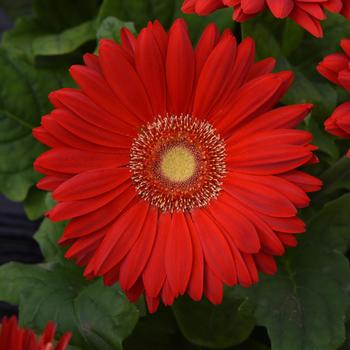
(182, 0), (350, 37)
(318, 38), (350, 155)
(33, 19), (321, 312)
(317, 38), (350, 92)
(0, 316), (71, 350)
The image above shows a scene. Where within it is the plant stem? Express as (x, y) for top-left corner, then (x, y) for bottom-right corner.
(312, 155), (350, 204)
(321, 155), (350, 185)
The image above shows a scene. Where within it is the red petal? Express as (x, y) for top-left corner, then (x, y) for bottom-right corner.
(247, 57), (276, 80)
(50, 88), (136, 133)
(53, 167), (130, 201)
(143, 213), (171, 297)
(165, 212), (193, 296)
(227, 145), (313, 175)
(266, 0), (294, 18)
(166, 19), (195, 114)
(41, 115), (121, 154)
(191, 209), (236, 286)
(161, 279), (176, 306)
(258, 214), (306, 233)
(241, 0), (265, 14)
(146, 295), (161, 314)
(186, 213), (204, 301)
(195, 23), (220, 79)
(194, 0), (225, 14)
(254, 252), (277, 275)
(69, 66), (142, 128)
(290, 6), (323, 38)
(35, 148), (128, 174)
(232, 104), (312, 139)
(220, 192), (285, 256)
(280, 170), (322, 192)
(83, 53), (101, 72)
(204, 266), (224, 304)
(51, 109), (132, 149)
(214, 74), (283, 133)
(278, 233), (298, 247)
(99, 40), (153, 122)
(148, 20), (168, 61)
(242, 253), (259, 284)
(119, 207), (158, 290)
(92, 201), (149, 275)
(193, 35), (236, 118)
(48, 185), (127, 222)
(37, 175), (69, 191)
(59, 183), (135, 243)
(207, 198), (261, 253)
(135, 28), (167, 116)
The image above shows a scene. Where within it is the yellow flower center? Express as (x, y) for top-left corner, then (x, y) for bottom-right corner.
(160, 145), (196, 183)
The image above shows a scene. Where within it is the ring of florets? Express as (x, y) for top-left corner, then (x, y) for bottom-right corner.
(129, 114), (226, 212)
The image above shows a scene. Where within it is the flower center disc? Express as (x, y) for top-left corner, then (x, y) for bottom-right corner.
(160, 145), (197, 183)
(129, 115), (226, 212)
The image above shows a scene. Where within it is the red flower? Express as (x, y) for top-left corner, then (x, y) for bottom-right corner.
(317, 38), (350, 92)
(0, 316), (71, 350)
(182, 0), (350, 37)
(318, 38), (350, 156)
(33, 20), (321, 312)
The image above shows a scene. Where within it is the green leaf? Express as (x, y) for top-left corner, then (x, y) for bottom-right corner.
(180, 8), (235, 42)
(31, 20), (97, 57)
(305, 193), (350, 253)
(2, 18), (46, 59)
(34, 218), (66, 263)
(2, 0), (100, 60)
(0, 48), (72, 201)
(241, 19), (282, 58)
(280, 64), (337, 118)
(97, 0), (165, 29)
(228, 339), (270, 350)
(97, 0), (234, 38)
(173, 295), (255, 348)
(23, 187), (50, 220)
(97, 0), (127, 26)
(96, 16), (136, 42)
(0, 262), (41, 305)
(124, 307), (198, 350)
(305, 115), (339, 161)
(280, 20), (305, 57)
(236, 194), (350, 350)
(0, 262), (139, 350)
(2, 18), (97, 61)
(314, 156), (350, 203)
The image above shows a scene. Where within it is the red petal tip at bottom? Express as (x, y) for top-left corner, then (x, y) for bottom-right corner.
(0, 316), (71, 350)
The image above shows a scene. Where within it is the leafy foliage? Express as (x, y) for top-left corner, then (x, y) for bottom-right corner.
(0, 262), (139, 350)
(0, 48), (72, 201)
(234, 194), (350, 350)
(96, 16), (136, 42)
(2, 0), (100, 61)
(0, 216), (139, 349)
(173, 295), (255, 348)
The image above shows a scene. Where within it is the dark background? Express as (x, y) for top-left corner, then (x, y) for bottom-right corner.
(0, 195), (42, 318)
(0, 7), (43, 319)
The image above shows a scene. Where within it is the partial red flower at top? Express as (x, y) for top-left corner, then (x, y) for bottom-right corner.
(182, 0), (350, 38)
(318, 38), (350, 156)
(33, 19), (322, 313)
(0, 316), (71, 350)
